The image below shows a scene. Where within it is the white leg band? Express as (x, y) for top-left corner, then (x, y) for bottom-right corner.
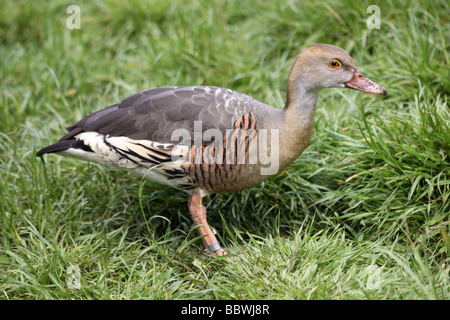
(208, 241), (221, 252)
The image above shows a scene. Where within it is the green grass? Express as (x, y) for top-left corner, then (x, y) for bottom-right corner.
(0, 0), (449, 300)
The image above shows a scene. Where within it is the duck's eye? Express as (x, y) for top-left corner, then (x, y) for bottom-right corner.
(329, 59), (341, 69)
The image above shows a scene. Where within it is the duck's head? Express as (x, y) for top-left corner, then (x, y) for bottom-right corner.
(288, 43), (387, 98)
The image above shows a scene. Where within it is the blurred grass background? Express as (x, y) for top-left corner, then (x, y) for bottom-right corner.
(0, 0), (449, 299)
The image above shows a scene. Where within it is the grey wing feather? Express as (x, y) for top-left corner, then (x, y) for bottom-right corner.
(60, 86), (273, 144)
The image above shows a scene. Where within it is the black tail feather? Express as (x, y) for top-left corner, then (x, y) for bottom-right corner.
(37, 139), (92, 156)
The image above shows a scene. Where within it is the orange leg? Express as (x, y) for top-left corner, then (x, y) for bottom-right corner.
(188, 193), (225, 256)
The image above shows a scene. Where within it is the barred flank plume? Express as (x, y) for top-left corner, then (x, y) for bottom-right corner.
(184, 112), (258, 193)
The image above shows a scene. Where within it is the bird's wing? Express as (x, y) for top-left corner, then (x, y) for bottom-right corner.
(60, 86), (269, 145)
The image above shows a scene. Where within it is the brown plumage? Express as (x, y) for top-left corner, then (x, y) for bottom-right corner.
(38, 44), (386, 256)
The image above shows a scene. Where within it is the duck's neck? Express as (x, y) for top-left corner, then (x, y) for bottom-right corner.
(277, 79), (319, 169)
